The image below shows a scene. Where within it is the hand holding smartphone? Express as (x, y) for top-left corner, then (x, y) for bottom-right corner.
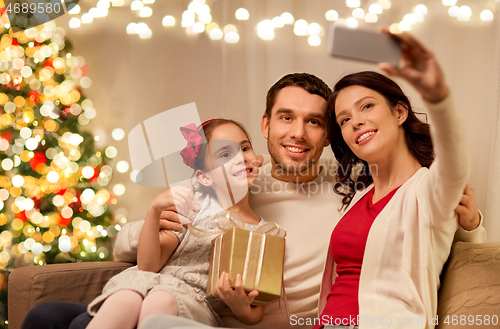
(327, 24), (402, 66)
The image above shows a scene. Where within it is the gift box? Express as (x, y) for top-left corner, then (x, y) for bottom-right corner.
(206, 227), (286, 305)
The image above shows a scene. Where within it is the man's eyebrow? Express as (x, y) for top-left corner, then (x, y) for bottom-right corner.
(275, 108), (294, 115)
(239, 140), (251, 146)
(275, 108), (325, 120)
(308, 112), (326, 121)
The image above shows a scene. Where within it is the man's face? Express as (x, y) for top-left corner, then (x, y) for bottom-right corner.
(261, 86), (329, 178)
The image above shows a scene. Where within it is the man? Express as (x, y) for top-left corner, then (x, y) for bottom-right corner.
(21, 74), (485, 329)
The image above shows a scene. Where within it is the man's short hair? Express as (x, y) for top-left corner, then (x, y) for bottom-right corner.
(265, 73), (333, 118)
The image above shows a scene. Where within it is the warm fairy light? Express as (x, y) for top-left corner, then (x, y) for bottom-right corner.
(112, 128), (125, 141)
(414, 4), (428, 15)
(192, 22), (205, 33)
(346, 0), (360, 8)
(281, 12), (294, 24)
(369, 4), (383, 14)
(68, 4), (81, 14)
(365, 13), (378, 23)
(272, 16), (285, 28)
(82, 166), (95, 179)
(105, 146), (118, 158)
(448, 6), (459, 17)
(480, 10), (494, 21)
(81, 13), (93, 24)
(12, 175), (25, 187)
(399, 21), (412, 31)
(127, 23), (137, 34)
(326, 10), (339, 21)
(163, 16), (175, 26)
(257, 20), (274, 40)
(458, 5), (472, 21)
(131, 0), (143, 11)
(209, 28), (223, 40)
(345, 17), (359, 28)
(1, 159), (13, 171)
(379, 0), (391, 10)
(140, 7), (153, 18)
(220, 25), (236, 36)
(413, 12), (424, 22)
(294, 19), (308, 36)
(308, 23), (321, 35)
(224, 31), (239, 43)
(308, 35), (321, 46)
(235, 8), (249, 20)
(352, 8), (365, 19)
(442, 0), (456, 6)
(113, 184), (126, 196)
(58, 235), (71, 252)
(116, 161), (130, 173)
(404, 14), (416, 25)
(47, 171), (60, 183)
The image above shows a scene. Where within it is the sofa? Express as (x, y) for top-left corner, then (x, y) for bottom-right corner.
(7, 241), (500, 329)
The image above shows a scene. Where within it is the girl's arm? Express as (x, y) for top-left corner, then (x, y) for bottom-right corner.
(137, 204), (179, 273)
(215, 272), (265, 325)
(137, 185), (197, 272)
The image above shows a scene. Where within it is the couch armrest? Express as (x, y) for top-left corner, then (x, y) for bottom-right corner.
(8, 261), (133, 329)
(437, 242), (500, 328)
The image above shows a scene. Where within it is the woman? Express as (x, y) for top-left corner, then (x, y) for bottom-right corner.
(317, 30), (468, 329)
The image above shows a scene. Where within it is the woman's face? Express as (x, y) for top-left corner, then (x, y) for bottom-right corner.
(197, 123), (260, 204)
(334, 85), (407, 164)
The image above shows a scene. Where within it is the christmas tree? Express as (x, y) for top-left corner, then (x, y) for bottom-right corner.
(0, 10), (121, 328)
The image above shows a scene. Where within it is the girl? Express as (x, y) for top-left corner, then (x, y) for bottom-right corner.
(317, 31), (468, 328)
(86, 119), (266, 328)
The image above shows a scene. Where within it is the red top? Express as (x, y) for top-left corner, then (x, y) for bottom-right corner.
(314, 186), (400, 328)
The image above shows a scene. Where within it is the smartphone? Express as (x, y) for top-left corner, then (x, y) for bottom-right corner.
(327, 24), (402, 66)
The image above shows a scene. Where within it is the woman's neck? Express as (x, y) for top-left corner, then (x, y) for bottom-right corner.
(369, 146), (422, 203)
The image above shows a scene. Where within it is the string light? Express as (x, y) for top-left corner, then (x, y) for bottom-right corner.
(281, 12), (294, 24)
(235, 8), (250, 20)
(480, 10), (494, 21)
(224, 31), (240, 43)
(442, 0), (456, 6)
(458, 6), (472, 21)
(326, 10), (339, 21)
(69, 18), (82, 29)
(346, 0), (361, 8)
(294, 19), (308, 36)
(64, 0), (498, 43)
(162, 16), (176, 27)
(345, 17), (359, 28)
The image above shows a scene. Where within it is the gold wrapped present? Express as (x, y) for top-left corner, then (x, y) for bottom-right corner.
(206, 227), (286, 305)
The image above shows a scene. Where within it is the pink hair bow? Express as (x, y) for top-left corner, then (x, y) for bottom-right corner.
(180, 123), (203, 169)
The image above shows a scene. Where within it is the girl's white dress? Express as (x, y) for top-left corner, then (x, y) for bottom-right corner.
(88, 193), (265, 326)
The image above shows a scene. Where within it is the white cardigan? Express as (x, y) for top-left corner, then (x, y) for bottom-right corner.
(318, 95), (469, 329)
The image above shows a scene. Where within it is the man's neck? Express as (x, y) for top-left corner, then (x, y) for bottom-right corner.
(269, 160), (323, 183)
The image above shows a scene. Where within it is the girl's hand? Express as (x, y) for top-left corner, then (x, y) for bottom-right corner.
(377, 28), (449, 103)
(149, 186), (200, 226)
(215, 272), (263, 325)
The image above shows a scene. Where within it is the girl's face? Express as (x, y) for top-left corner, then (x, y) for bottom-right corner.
(334, 85), (408, 164)
(196, 123), (260, 202)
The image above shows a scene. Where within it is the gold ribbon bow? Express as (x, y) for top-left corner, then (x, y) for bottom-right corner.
(187, 210), (287, 238)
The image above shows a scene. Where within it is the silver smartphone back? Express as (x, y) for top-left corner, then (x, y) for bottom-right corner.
(327, 24), (402, 66)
